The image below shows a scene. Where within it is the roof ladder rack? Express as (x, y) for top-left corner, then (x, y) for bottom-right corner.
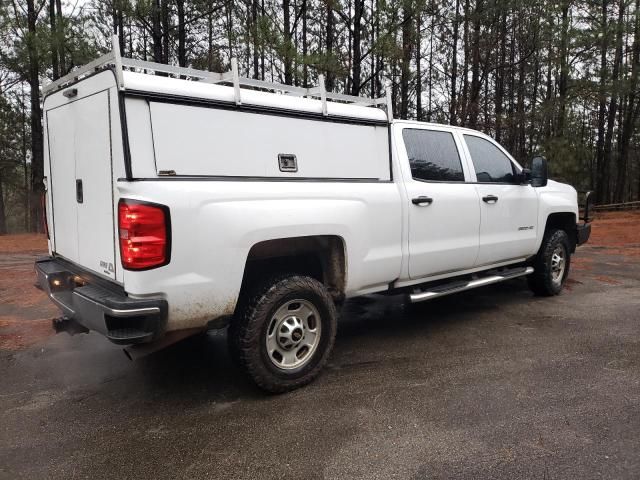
(43, 35), (393, 122)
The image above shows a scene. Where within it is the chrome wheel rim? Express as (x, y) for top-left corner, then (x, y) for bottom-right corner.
(266, 299), (321, 370)
(550, 245), (566, 285)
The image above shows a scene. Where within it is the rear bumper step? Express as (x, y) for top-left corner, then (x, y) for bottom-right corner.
(409, 266), (534, 303)
(35, 257), (167, 345)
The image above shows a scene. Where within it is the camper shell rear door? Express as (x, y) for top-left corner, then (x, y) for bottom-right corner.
(43, 69), (125, 282)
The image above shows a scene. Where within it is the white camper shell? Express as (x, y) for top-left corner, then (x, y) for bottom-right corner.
(42, 42), (392, 283)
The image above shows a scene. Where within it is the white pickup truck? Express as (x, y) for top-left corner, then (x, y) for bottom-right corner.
(36, 41), (592, 392)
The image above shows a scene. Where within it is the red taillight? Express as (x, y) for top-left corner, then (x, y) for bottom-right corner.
(118, 200), (170, 270)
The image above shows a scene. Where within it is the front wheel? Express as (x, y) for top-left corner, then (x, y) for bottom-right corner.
(528, 229), (571, 296)
(228, 275), (337, 393)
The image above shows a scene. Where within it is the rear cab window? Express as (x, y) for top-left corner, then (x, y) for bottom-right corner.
(402, 129), (465, 182)
(463, 134), (517, 183)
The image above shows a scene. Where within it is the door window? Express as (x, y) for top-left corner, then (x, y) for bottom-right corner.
(402, 129), (465, 182)
(464, 135), (516, 183)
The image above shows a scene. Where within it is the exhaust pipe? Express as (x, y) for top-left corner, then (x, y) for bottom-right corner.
(123, 328), (203, 361)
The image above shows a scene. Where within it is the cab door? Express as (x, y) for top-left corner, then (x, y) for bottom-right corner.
(399, 125), (481, 279)
(460, 133), (538, 267)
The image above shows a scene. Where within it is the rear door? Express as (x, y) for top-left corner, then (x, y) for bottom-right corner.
(47, 90), (117, 279)
(461, 133), (538, 266)
(399, 125), (481, 279)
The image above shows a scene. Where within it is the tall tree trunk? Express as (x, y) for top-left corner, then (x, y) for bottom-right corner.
(556, 0), (570, 137)
(118, 3), (124, 55)
(346, 1), (352, 93)
(460, 0), (470, 126)
(615, 0), (640, 202)
(293, 0), (299, 86)
(161, 0), (170, 63)
(400, 0), (412, 119)
(261, 0), (265, 79)
(176, 0), (186, 66)
(494, 10), (506, 142)
(113, 0), (124, 55)
(207, 8), (213, 70)
(283, 0), (293, 84)
(416, 6), (422, 121)
(325, 0), (335, 91)
(544, 9), (554, 142)
(602, 0), (625, 203)
(55, 0), (65, 75)
(302, 0), (308, 85)
(128, 15), (133, 59)
(595, 0), (608, 200)
(26, 0), (44, 233)
(506, 15), (516, 151)
(529, 10), (541, 157)
(22, 86), (29, 231)
(516, 44), (526, 161)
(467, 0), (483, 128)
(351, 0), (364, 95)
(450, 0), (460, 125)
(142, 21), (148, 61)
(226, 1), (233, 60)
(49, 0), (59, 80)
(427, 5), (434, 121)
(112, 2), (118, 36)
(252, 0), (259, 78)
(370, 0), (377, 97)
(152, 0), (163, 63)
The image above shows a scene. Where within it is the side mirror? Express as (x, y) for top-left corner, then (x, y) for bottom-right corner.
(530, 155), (548, 187)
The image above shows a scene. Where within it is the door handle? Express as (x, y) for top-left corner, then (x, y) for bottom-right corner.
(76, 179), (83, 204)
(412, 196), (433, 206)
(482, 194), (498, 204)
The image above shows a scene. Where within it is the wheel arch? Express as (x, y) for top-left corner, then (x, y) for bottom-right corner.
(543, 212), (578, 252)
(239, 235), (347, 304)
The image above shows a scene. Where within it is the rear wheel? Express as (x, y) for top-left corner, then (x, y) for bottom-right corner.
(228, 275), (337, 393)
(528, 229), (571, 296)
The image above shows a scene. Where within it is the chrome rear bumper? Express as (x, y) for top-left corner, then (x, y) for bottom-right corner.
(35, 257), (167, 345)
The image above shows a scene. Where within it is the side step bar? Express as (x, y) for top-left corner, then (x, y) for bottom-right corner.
(409, 266), (534, 303)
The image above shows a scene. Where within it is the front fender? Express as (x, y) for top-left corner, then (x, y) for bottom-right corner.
(534, 180), (579, 252)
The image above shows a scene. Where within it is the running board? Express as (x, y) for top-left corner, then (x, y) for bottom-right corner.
(409, 266), (534, 303)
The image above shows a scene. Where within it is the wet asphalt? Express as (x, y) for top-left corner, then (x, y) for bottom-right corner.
(1, 246), (639, 479)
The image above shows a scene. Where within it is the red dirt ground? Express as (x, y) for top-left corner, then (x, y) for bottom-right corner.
(0, 233), (48, 254)
(0, 211), (638, 351)
(589, 210), (640, 257)
(0, 234), (56, 350)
